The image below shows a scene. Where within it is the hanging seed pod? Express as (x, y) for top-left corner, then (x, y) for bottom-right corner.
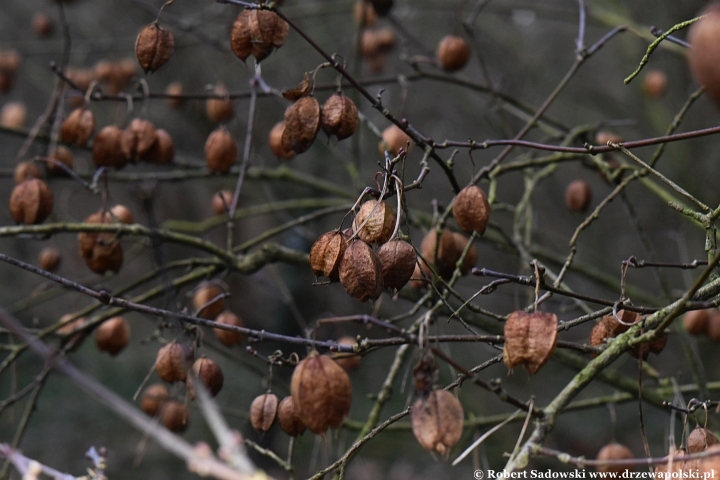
(213, 311), (245, 347)
(596, 443), (634, 474)
(452, 185), (490, 235)
(193, 281), (227, 319)
(411, 390), (464, 456)
(165, 82), (183, 109)
(13, 161), (41, 185)
(309, 231), (347, 281)
(78, 211), (124, 275)
(413, 353), (439, 397)
(281, 96), (321, 154)
(629, 334), (668, 360)
(250, 393), (279, 433)
(110, 204), (134, 225)
(339, 239), (384, 302)
(160, 400), (189, 432)
(268, 122), (296, 159)
(436, 35), (471, 72)
(642, 69), (668, 99)
(120, 118), (158, 161)
(212, 190), (233, 215)
(140, 128), (174, 164)
(684, 309), (711, 335)
(47, 146), (73, 174)
(689, 427), (719, 454)
(420, 229), (457, 280)
(141, 384), (169, 417)
(95, 316), (130, 356)
(369, 0), (393, 16)
(0, 101), (27, 129)
(156, 342), (193, 383)
(331, 336), (361, 371)
(352, 200), (396, 245)
(9, 179), (53, 224)
(135, 23), (174, 73)
(321, 93), (359, 141)
(206, 84), (234, 123)
(38, 246), (61, 272)
(277, 396), (306, 437)
(655, 447), (690, 476)
(291, 351), (352, 434)
(353, 1), (377, 27)
(230, 10), (253, 61)
(93, 125), (129, 169)
(281, 73), (312, 101)
(379, 124), (412, 155)
(452, 232), (476, 275)
(252, 10), (290, 61)
(409, 262), (429, 290)
(503, 310), (558, 374)
(61, 107), (95, 146)
(377, 239), (416, 291)
(205, 127), (237, 174)
(565, 179), (592, 213)
(689, 5), (720, 108)
(187, 356), (224, 399)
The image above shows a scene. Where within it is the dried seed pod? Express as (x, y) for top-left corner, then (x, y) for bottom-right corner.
(187, 356), (224, 399)
(135, 23), (174, 73)
(377, 239), (417, 291)
(120, 118), (158, 161)
(689, 5), (720, 108)
(47, 146), (73, 174)
(309, 231), (347, 281)
(1, 101), (27, 129)
(61, 107), (95, 146)
(38, 246), (61, 272)
(596, 443), (634, 474)
(277, 396), (306, 436)
(353, 1), (377, 27)
(321, 93), (358, 140)
(213, 311), (245, 347)
(193, 281), (227, 319)
(140, 128), (174, 164)
(230, 10), (254, 61)
(565, 179), (592, 213)
(110, 204), (134, 224)
(331, 336), (361, 371)
(369, 0), (393, 16)
(655, 447), (690, 476)
(156, 342), (193, 383)
(503, 310), (558, 374)
(9, 179), (53, 224)
(589, 320), (612, 352)
(33, 12), (54, 38)
(95, 316), (130, 356)
(420, 228), (458, 280)
(629, 334), (668, 360)
(212, 190), (233, 215)
(13, 161), (41, 184)
(453, 185), (490, 235)
(689, 427), (719, 454)
(141, 384), (169, 416)
(206, 84), (234, 123)
(379, 124), (412, 155)
(65, 68), (97, 93)
(160, 400), (189, 432)
(437, 35), (470, 72)
(78, 211), (124, 275)
(93, 125), (129, 169)
(590, 310), (638, 351)
(281, 73), (312, 101)
(699, 444), (720, 476)
(339, 239), (384, 302)
(642, 69), (668, 99)
(684, 309), (711, 335)
(205, 127), (237, 174)
(409, 262), (429, 290)
(452, 232), (476, 275)
(352, 200), (396, 245)
(268, 122), (296, 159)
(281, 97), (321, 154)
(165, 82), (183, 109)
(291, 351), (352, 434)
(411, 390), (464, 455)
(250, 393), (279, 433)
(251, 10), (290, 61)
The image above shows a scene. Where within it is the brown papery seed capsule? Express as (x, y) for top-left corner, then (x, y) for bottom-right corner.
(281, 97), (321, 154)
(291, 351), (352, 434)
(13, 161), (41, 185)
(437, 35), (470, 72)
(339, 239), (384, 302)
(61, 107), (95, 146)
(205, 127), (237, 174)
(689, 427), (719, 454)
(596, 443), (634, 474)
(565, 179), (592, 213)
(688, 5), (720, 109)
(156, 342), (193, 383)
(277, 396), (306, 436)
(268, 122), (295, 160)
(230, 10), (253, 61)
(111, 204), (134, 224)
(141, 383), (169, 416)
(187, 356), (224, 399)
(0, 101), (27, 129)
(212, 190), (233, 216)
(165, 82), (183, 109)
(250, 393), (279, 433)
(160, 400), (189, 432)
(503, 310), (558, 374)
(420, 229), (457, 280)
(352, 200), (395, 245)
(135, 23), (174, 73)
(411, 390), (464, 456)
(213, 311), (244, 347)
(139, 128), (174, 164)
(10, 179), (53, 224)
(251, 10), (290, 61)
(684, 309), (710, 335)
(453, 185), (490, 235)
(379, 124), (412, 156)
(331, 336), (361, 371)
(48, 146), (73, 174)
(93, 125), (129, 169)
(642, 69), (668, 99)
(120, 118), (157, 161)
(452, 232), (476, 276)
(377, 239), (417, 291)
(95, 316), (130, 356)
(629, 333), (668, 360)
(309, 231), (348, 282)
(321, 93), (359, 141)
(83, 239), (123, 275)
(193, 281), (227, 319)
(38, 246), (61, 272)
(206, 84), (234, 124)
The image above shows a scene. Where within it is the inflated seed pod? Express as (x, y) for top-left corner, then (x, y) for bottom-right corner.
(212, 190), (233, 215)
(38, 246), (61, 272)
(339, 239), (384, 302)
(192, 281), (227, 319)
(47, 146), (73, 174)
(9, 178), (53, 224)
(277, 396), (306, 436)
(120, 118), (158, 162)
(156, 342), (193, 383)
(141, 383), (169, 417)
(309, 231), (347, 282)
(61, 107), (95, 146)
(165, 82), (183, 109)
(377, 238), (416, 291)
(95, 316), (130, 356)
(93, 125), (129, 169)
(688, 427), (719, 454)
(206, 84), (234, 124)
(139, 128), (174, 164)
(352, 200), (395, 245)
(160, 400), (189, 432)
(684, 309), (711, 335)
(13, 161), (41, 185)
(186, 356), (224, 399)
(230, 9), (289, 62)
(135, 23), (174, 73)
(281, 97), (321, 154)
(321, 93), (358, 140)
(379, 124), (412, 155)
(78, 211), (124, 275)
(268, 122), (296, 159)
(436, 35), (470, 72)
(213, 311), (245, 347)
(503, 310), (558, 374)
(596, 443), (634, 474)
(0, 101), (26, 128)
(452, 185), (490, 235)
(205, 127), (237, 174)
(250, 393), (279, 433)
(565, 179), (592, 213)
(688, 4), (720, 108)
(331, 336), (361, 371)
(642, 69), (668, 99)
(411, 390), (464, 455)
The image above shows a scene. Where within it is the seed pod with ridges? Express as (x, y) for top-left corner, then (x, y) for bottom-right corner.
(140, 128), (174, 164)
(1, 101), (26, 129)
(629, 333), (668, 360)
(437, 35), (470, 72)
(684, 309), (710, 335)
(120, 118), (157, 161)
(452, 232), (476, 275)
(230, 10), (253, 61)
(14, 161), (41, 185)
(135, 23), (174, 73)
(352, 200), (395, 245)
(141, 384), (169, 417)
(84, 240), (123, 274)
(206, 84), (234, 124)
(321, 93), (358, 140)
(503, 310), (558, 374)
(353, 1), (377, 27)
(212, 190), (233, 216)
(378, 239), (416, 291)
(282, 73), (312, 101)
(187, 356), (224, 399)
(95, 316), (130, 356)
(193, 281), (227, 319)
(38, 246), (61, 272)
(160, 400), (189, 432)
(689, 427), (719, 454)
(277, 396), (306, 436)
(369, 0), (393, 16)
(291, 351), (352, 434)
(213, 311), (245, 347)
(281, 97), (321, 154)
(48, 146), (73, 174)
(205, 127), (237, 174)
(331, 336), (361, 371)
(565, 179), (592, 213)
(310, 231), (347, 281)
(453, 185), (490, 235)
(411, 390), (464, 455)
(10, 179), (53, 224)
(269, 122), (296, 159)
(420, 229), (457, 280)
(250, 393), (279, 433)
(339, 239), (384, 302)
(61, 107), (95, 146)
(642, 69), (668, 99)
(596, 443), (634, 474)
(93, 125), (129, 169)
(252, 10), (290, 61)
(156, 342), (193, 383)
(165, 82), (183, 109)
(110, 204), (134, 224)
(688, 5), (720, 108)
(379, 124), (412, 155)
